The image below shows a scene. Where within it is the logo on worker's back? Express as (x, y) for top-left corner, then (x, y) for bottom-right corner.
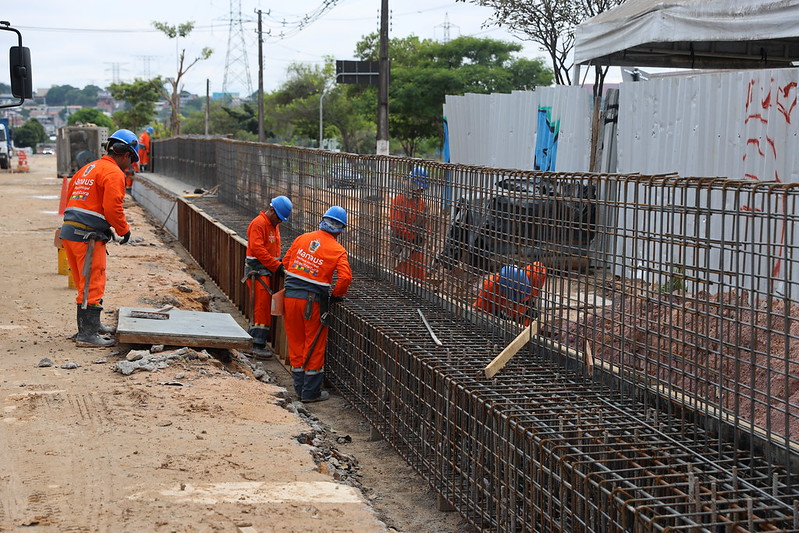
(82, 164), (96, 177)
(309, 239), (321, 253)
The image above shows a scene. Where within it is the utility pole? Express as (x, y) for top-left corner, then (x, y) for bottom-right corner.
(256, 9), (264, 142)
(376, 0), (389, 155)
(205, 79), (210, 136)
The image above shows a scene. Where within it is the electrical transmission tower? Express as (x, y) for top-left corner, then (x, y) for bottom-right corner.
(223, 0), (253, 96)
(435, 13), (459, 43)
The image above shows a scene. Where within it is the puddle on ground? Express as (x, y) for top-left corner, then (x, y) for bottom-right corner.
(30, 195), (59, 200)
(41, 210), (58, 215)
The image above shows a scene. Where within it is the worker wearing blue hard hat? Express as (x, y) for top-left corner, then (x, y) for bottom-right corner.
(474, 257), (547, 324)
(243, 195), (293, 358)
(281, 205), (353, 402)
(389, 166), (430, 281)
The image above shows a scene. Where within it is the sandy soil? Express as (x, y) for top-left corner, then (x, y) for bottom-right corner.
(0, 155), (471, 532)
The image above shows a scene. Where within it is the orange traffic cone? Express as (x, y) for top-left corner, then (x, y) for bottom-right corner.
(17, 151), (28, 172)
(58, 177), (70, 215)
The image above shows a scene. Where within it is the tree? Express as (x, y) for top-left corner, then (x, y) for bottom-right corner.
(43, 84), (101, 107)
(14, 119), (48, 152)
(459, 0), (623, 86)
(67, 108), (115, 130)
(107, 79), (161, 131)
(152, 21), (212, 136)
(356, 34), (553, 156)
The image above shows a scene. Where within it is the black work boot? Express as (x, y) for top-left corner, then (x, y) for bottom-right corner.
(76, 306), (115, 347)
(301, 371), (328, 402)
(76, 304), (115, 336)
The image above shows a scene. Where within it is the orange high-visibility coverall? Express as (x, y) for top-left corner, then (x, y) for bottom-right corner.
(60, 155), (130, 306)
(137, 131), (151, 168)
(282, 230), (352, 371)
(474, 262), (547, 324)
(389, 193), (427, 280)
(245, 210), (282, 344)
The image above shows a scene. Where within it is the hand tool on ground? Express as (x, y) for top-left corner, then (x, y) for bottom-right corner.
(484, 319), (540, 378)
(417, 308), (443, 346)
(129, 305), (173, 320)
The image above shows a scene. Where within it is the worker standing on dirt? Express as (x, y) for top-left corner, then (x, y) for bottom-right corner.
(243, 196), (293, 358)
(389, 167), (429, 281)
(282, 206), (353, 402)
(137, 127), (152, 171)
(474, 260), (547, 324)
(60, 129), (136, 347)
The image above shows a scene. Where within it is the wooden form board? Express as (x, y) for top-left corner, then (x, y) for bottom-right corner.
(117, 307), (252, 350)
(484, 320), (540, 378)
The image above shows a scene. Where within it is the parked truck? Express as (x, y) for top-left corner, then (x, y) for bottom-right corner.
(56, 125), (109, 179)
(0, 118), (11, 169)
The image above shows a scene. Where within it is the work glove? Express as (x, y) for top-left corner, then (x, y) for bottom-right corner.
(330, 295), (345, 304)
(119, 231), (131, 245)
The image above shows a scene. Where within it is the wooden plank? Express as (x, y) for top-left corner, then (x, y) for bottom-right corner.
(117, 307), (252, 350)
(484, 319), (540, 379)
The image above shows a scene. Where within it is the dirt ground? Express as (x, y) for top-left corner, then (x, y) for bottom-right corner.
(0, 155), (472, 532)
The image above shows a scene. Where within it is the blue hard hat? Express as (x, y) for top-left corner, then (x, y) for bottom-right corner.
(409, 166), (429, 189)
(108, 129), (139, 163)
(270, 195), (292, 221)
(323, 205), (347, 227)
(146, 126), (154, 134)
(498, 266), (532, 302)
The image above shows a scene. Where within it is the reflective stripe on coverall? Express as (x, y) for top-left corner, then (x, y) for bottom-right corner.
(282, 229), (352, 371)
(245, 210), (282, 343)
(60, 155), (130, 306)
(473, 262), (547, 324)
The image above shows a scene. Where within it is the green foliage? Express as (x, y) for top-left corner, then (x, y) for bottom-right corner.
(67, 108), (115, 129)
(152, 20), (213, 136)
(13, 118), (48, 151)
(458, 0), (624, 85)
(108, 79), (161, 131)
(44, 84), (100, 107)
(355, 34), (554, 156)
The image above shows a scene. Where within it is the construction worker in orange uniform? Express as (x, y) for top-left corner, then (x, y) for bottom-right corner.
(60, 129), (136, 347)
(282, 206), (353, 402)
(243, 196), (293, 358)
(474, 260), (547, 325)
(137, 127), (152, 171)
(389, 166), (429, 281)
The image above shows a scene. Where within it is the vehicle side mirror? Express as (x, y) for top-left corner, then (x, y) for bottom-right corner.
(10, 46), (32, 99)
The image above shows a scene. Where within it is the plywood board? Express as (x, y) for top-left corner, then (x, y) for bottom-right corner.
(117, 307), (252, 349)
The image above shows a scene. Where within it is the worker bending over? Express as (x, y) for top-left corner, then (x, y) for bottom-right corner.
(282, 206), (352, 402)
(60, 129), (136, 347)
(243, 196), (293, 358)
(474, 260), (547, 325)
(389, 167), (429, 281)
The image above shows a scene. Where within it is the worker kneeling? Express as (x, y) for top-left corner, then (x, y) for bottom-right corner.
(282, 206), (352, 402)
(474, 260), (547, 324)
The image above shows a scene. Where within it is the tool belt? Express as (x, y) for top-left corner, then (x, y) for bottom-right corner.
(286, 289), (330, 325)
(62, 221), (110, 242)
(243, 257), (271, 278)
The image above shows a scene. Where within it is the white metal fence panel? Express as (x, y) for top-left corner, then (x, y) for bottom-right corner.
(443, 87), (592, 171)
(618, 68), (799, 181)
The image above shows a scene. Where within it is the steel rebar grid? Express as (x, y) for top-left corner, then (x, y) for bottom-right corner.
(327, 280), (799, 532)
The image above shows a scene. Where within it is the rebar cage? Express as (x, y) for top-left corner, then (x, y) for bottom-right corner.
(159, 137), (799, 531)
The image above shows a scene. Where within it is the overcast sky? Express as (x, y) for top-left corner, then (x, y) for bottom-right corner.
(2, 0), (567, 97)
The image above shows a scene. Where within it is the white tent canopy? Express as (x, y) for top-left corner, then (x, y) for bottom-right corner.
(574, 0), (799, 69)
